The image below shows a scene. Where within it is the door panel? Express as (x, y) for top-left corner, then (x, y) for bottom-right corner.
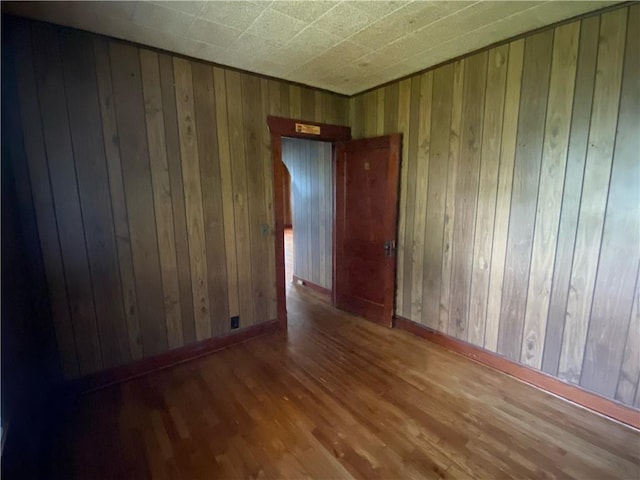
(334, 134), (401, 327)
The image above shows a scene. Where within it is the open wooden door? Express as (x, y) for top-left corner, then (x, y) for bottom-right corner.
(334, 134), (401, 327)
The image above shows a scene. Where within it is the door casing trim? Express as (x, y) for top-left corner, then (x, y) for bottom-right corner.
(266, 116), (351, 330)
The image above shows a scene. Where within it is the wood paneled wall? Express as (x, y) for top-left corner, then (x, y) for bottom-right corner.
(350, 4), (640, 408)
(3, 17), (348, 379)
(282, 138), (333, 289)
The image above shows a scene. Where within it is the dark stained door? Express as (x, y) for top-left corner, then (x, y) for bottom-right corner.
(334, 134), (401, 327)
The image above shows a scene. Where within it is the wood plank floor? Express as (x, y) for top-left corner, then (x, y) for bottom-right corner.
(48, 284), (639, 479)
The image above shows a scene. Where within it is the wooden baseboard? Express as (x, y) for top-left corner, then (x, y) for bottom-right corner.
(394, 316), (640, 430)
(292, 275), (331, 302)
(68, 320), (280, 394)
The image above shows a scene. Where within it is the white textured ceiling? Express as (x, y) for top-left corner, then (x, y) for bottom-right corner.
(3, 1), (617, 95)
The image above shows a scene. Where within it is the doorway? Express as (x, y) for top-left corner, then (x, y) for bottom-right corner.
(267, 116), (401, 331)
(282, 138), (333, 303)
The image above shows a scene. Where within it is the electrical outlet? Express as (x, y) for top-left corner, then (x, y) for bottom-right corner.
(231, 315), (240, 329)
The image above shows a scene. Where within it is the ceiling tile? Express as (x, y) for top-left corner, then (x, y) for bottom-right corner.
(230, 32), (281, 60)
(153, 1), (206, 16)
(270, 1), (339, 23)
(188, 17), (243, 47)
(310, 2), (376, 38)
(89, 1), (137, 20)
(245, 7), (308, 44)
(131, 2), (196, 35)
(529, 0), (615, 24)
(345, 1), (410, 19)
(199, 1), (269, 31)
(277, 25), (343, 60)
(3, 0), (620, 95)
(311, 40), (372, 67)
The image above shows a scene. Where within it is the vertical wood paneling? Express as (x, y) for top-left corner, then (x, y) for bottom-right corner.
(242, 74), (268, 324)
(7, 7), (639, 406)
(439, 58), (464, 334)
(421, 64), (453, 329)
(409, 73), (432, 321)
(401, 77), (422, 316)
(520, 23), (579, 368)
(348, 4), (638, 407)
(110, 41), (168, 357)
(213, 67), (240, 321)
(558, 8), (627, 383)
(484, 40), (524, 352)
(395, 79), (411, 317)
(449, 51), (487, 339)
(11, 22), (79, 377)
(289, 85), (301, 118)
(616, 268), (640, 404)
(581, 6), (638, 395)
(61, 29), (130, 368)
(383, 83), (399, 134)
(261, 79), (277, 320)
(32, 24), (103, 374)
(375, 88), (385, 135)
(8, 18), (348, 380)
(497, 31), (553, 360)
(94, 37), (142, 360)
(173, 57), (211, 340)
(467, 45), (508, 347)
(542, 16), (600, 375)
(363, 90), (377, 136)
(192, 62), (229, 335)
(158, 53), (196, 345)
(140, 49), (183, 349)
(225, 70), (254, 327)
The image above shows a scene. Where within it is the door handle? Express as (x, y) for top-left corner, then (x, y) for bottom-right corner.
(383, 240), (396, 257)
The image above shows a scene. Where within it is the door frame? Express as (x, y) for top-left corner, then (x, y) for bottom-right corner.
(267, 116), (351, 331)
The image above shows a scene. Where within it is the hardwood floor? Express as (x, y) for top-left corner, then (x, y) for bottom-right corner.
(48, 285), (639, 479)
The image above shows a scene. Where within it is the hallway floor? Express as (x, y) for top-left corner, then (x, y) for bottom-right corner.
(46, 284), (640, 479)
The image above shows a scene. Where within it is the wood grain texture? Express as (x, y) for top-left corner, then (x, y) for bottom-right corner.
(484, 40), (524, 352)
(213, 66), (240, 321)
(616, 267), (640, 405)
(580, 5), (639, 396)
(192, 62), (229, 336)
(520, 23), (579, 368)
(401, 76), (421, 317)
(94, 37), (142, 362)
(467, 45), (508, 348)
(225, 70), (254, 328)
(140, 49), (184, 349)
(394, 79), (411, 318)
(497, 30), (553, 361)
(242, 74), (269, 325)
(11, 21), (79, 377)
(6, 7), (638, 406)
(261, 79), (278, 321)
(348, 4), (639, 407)
(541, 16), (600, 375)
(6, 18), (347, 380)
(61, 29), (130, 369)
(449, 51), (487, 339)
(438, 58), (464, 335)
(421, 64), (453, 329)
(32, 23), (103, 375)
(110, 41), (168, 358)
(173, 57), (211, 341)
(158, 53), (196, 346)
(558, 8), (628, 384)
(409, 73), (432, 321)
(52, 287), (640, 479)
